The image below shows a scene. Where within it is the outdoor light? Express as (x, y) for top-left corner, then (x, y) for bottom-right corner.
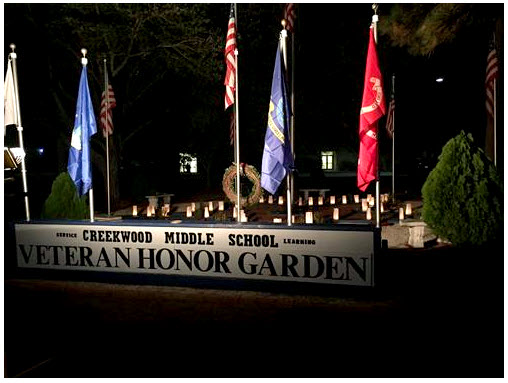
(318, 196), (323, 205)
(405, 203), (412, 216)
(399, 207), (405, 221)
(147, 208), (152, 218)
(436, 77), (444, 83)
(273, 218), (282, 223)
(330, 195), (336, 205)
(342, 195), (347, 204)
(218, 201), (224, 211)
(186, 206), (192, 218)
(354, 195), (360, 203)
(278, 196), (284, 205)
(132, 205), (138, 216)
(37, 148), (44, 155)
(308, 196), (313, 206)
(366, 207), (372, 220)
(369, 197), (375, 207)
(240, 210), (247, 222)
(305, 211), (313, 224)
(191, 202), (196, 212)
(204, 207), (209, 218)
(333, 208), (339, 221)
(361, 199), (368, 212)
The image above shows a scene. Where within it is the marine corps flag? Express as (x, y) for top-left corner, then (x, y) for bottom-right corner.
(357, 26), (385, 192)
(261, 43), (293, 195)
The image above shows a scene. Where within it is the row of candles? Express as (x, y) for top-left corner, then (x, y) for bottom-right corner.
(131, 196), (413, 223)
(259, 193), (391, 207)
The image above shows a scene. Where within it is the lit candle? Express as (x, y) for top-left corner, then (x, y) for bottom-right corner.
(233, 206), (237, 218)
(333, 207), (339, 221)
(298, 197), (303, 206)
(342, 195), (347, 204)
(147, 208), (152, 217)
(318, 196), (323, 206)
(240, 210), (247, 222)
(305, 211), (313, 224)
(259, 195), (265, 203)
(191, 202), (196, 212)
(369, 197), (375, 207)
(218, 201), (224, 211)
(354, 195), (360, 203)
(361, 199), (368, 212)
(204, 206), (209, 218)
(367, 194), (372, 201)
(186, 206), (192, 218)
(330, 195), (336, 205)
(366, 207), (372, 220)
(405, 203), (412, 216)
(399, 207), (405, 221)
(208, 201), (214, 212)
(292, 215), (295, 224)
(380, 203), (384, 213)
(132, 205), (138, 216)
(268, 195), (273, 204)
(308, 196), (313, 206)
(164, 203), (170, 216)
(278, 196), (284, 205)
(273, 218), (282, 223)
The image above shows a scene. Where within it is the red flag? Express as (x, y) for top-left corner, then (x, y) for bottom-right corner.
(357, 26), (386, 192)
(283, 4), (295, 33)
(100, 77), (116, 138)
(224, 4), (237, 111)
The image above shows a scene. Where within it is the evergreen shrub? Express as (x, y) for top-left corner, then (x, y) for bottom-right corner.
(421, 131), (503, 247)
(41, 172), (89, 219)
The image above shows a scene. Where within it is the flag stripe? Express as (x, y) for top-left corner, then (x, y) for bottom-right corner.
(224, 4), (237, 111)
(100, 82), (116, 137)
(385, 97), (395, 138)
(485, 35), (498, 119)
(284, 4), (295, 33)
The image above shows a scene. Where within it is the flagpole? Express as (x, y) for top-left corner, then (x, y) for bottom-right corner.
(9, 44), (31, 222)
(372, 4), (380, 229)
(234, 3), (241, 222)
(281, 21), (292, 226)
(391, 74), (395, 200)
(81, 49), (95, 223)
(104, 59), (111, 216)
(290, 25), (295, 205)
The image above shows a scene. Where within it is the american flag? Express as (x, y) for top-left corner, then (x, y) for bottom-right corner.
(385, 95), (395, 139)
(485, 36), (498, 119)
(224, 4), (237, 111)
(100, 75), (116, 137)
(283, 4), (295, 33)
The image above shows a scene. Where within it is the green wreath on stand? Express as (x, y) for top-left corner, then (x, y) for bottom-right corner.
(222, 163), (262, 206)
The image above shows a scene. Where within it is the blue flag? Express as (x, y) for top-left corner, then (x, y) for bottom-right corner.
(261, 44), (293, 195)
(68, 66), (97, 196)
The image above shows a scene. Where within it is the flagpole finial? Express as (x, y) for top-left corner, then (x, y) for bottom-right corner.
(372, 3), (378, 14)
(10, 43), (16, 52)
(281, 19), (287, 29)
(81, 48), (88, 66)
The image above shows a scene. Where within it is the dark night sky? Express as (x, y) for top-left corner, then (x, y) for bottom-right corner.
(3, 3), (503, 210)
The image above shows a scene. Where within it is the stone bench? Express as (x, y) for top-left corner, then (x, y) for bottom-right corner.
(399, 219), (436, 248)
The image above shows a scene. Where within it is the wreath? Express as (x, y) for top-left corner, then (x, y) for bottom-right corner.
(222, 163), (263, 206)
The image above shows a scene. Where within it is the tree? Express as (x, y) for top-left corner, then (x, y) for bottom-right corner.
(421, 131), (502, 247)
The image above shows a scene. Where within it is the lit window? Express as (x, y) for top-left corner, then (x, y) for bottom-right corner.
(321, 151), (334, 171)
(179, 153), (198, 174)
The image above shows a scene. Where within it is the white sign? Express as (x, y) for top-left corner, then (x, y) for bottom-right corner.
(15, 223), (376, 286)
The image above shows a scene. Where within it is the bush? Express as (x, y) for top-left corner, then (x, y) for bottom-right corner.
(41, 172), (89, 220)
(421, 131), (502, 247)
